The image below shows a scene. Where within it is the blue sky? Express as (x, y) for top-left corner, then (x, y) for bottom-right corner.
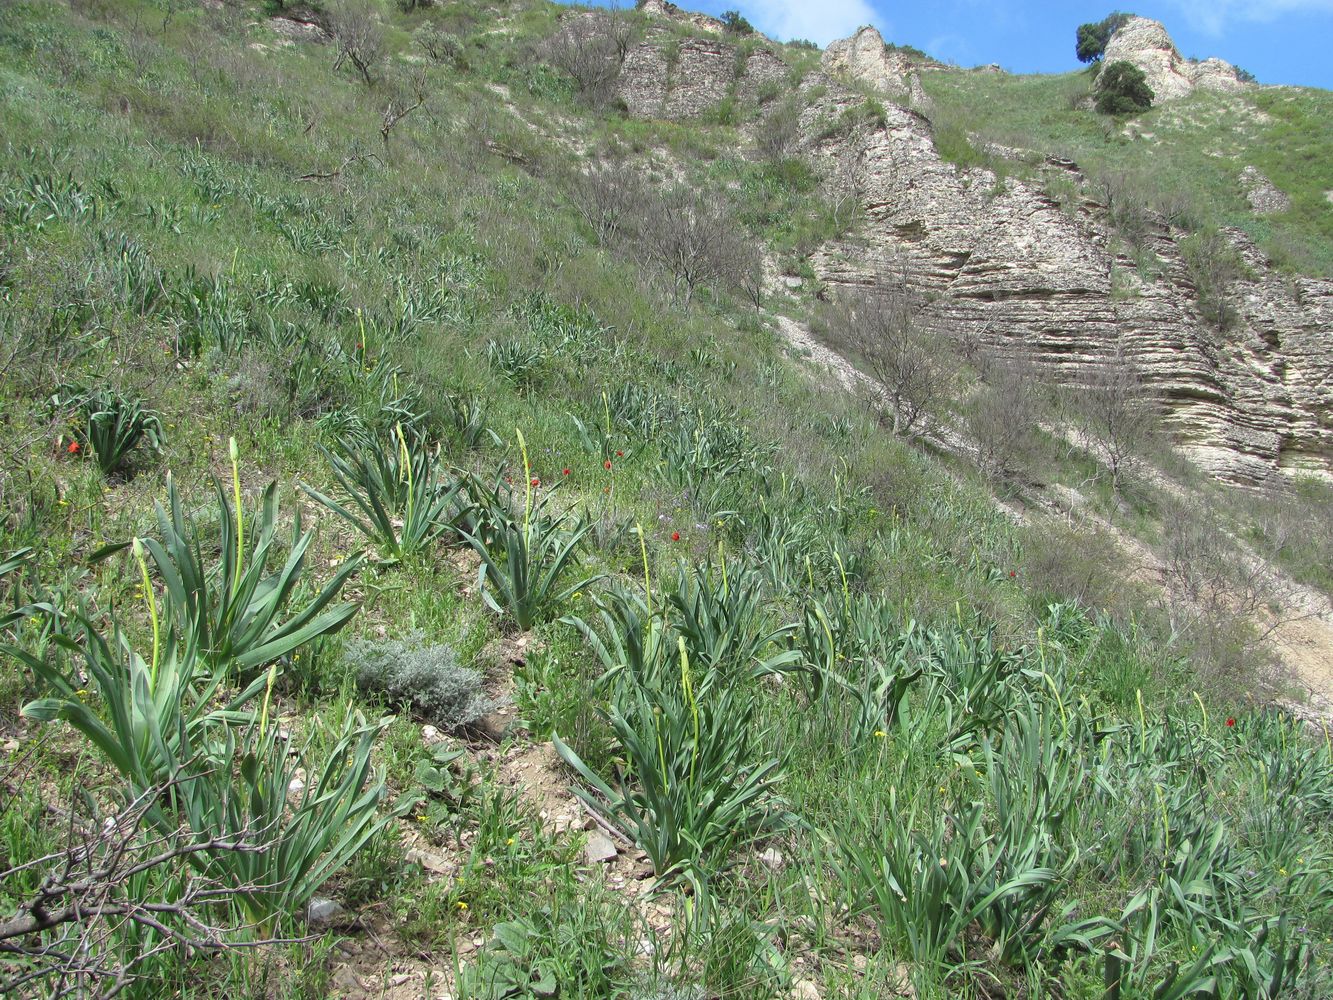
(567, 1), (1333, 88)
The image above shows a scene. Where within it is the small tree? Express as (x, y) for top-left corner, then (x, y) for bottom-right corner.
(1076, 11), (1133, 63)
(966, 356), (1041, 483)
(328, 0), (385, 87)
(1180, 229), (1246, 331)
(1095, 60), (1154, 115)
(379, 66), (429, 151)
(543, 10), (633, 108)
(565, 160), (644, 246)
(826, 123), (872, 231)
(755, 99), (803, 164)
(826, 279), (957, 439)
(1074, 343), (1158, 496)
(721, 10), (754, 34)
(1158, 497), (1296, 694)
(417, 22), (466, 68)
(635, 186), (748, 306)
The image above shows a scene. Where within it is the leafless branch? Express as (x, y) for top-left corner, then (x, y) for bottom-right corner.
(0, 775), (308, 999)
(380, 67), (429, 151)
(825, 272), (957, 440)
(298, 152), (382, 182)
(542, 9), (633, 108)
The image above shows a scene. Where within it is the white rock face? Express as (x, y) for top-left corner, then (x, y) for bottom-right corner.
(638, 0), (724, 34)
(822, 26), (928, 106)
(1241, 166), (1291, 216)
(611, 15), (1330, 482)
(1101, 17), (1246, 105)
(794, 74), (1332, 483)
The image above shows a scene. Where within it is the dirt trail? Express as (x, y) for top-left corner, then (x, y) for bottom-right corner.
(775, 315), (872, 394)
(774, 313), (1333, 719)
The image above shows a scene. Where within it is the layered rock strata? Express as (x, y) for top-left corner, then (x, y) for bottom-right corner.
(609, 8), (1330, 481)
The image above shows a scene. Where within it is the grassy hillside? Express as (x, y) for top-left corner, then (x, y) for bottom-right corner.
(1, 3), (1330, 998)
(921, 66), (1333, 275)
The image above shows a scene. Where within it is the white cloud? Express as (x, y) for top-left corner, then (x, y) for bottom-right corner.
(738, 0), (882, 45)
(1166, 0), (1333, 35)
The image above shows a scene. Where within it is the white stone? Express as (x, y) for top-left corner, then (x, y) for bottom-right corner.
(306, 897), (344, 927)
(583, 832), (618, 863)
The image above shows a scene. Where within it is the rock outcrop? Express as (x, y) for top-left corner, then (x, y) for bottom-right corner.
(822, 26), (930, 107)
(637, 0), (726, 35)
(1241, 166), (1291, 216)
(1101, 17), (1247, 104)
(798, 79), (1330, 481)
(608, 13), (1331, 482)
(617, 33), (788, 120)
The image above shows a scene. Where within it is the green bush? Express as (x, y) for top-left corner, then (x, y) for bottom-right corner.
(720, 10), (753, 35)
(555, 636), (793, 883)
(303, 425), (462, 561)
(88, 445), (364, 678)
(456, 434), (603, 632)
(1180, 229), (1247, 330)
(1096, 60), (1154, 115)
(51, 385), (164, 477)
(348, 630), (497, 730)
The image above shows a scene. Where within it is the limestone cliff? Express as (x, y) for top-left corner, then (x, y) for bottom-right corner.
(604, 10), (1331, 483)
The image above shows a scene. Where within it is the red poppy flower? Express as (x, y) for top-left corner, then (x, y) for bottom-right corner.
(563, 468), (571, 477)
(616, 450), (624, 457)
(530, 477), (540, 487)
(66, 441), (80, 455)
(604, 460), (612, 470)
(1008, 570), (1016, 578)
(1226, 718), (1236, 727)
(672, 531), (680, 542)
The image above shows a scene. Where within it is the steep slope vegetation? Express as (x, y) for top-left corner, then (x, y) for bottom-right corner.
(0, 2), (1330, 998)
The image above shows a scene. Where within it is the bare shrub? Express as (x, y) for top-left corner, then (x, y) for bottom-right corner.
(417, 22), (466, 68)
(966, 355), (1042, 483)
(634, 186), (748, 306)
(379, 66), (429, 150)
(1090, 167), (1158, 250)
(825, 125), (871, 229)
(1158, 497), (1292, 694)
(1074, 343), (1159, 496)
(755, 99), (803, 164)
(1246, 476), (1333, 596)
(825, 277), (957, 439)
(328, 0), (385, 86)
(565, 160), (644, 246)
(1180, 229), (1246, 331)
(542, 10), (633, 108)
(1023, 520), (1140, 614)
(0, 776), (291, 999)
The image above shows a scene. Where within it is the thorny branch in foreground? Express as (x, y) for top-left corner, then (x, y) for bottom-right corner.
(0, 771), (309, 999)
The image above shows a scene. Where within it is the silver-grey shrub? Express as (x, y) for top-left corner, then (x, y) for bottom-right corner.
(348, 630), (496, 730)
